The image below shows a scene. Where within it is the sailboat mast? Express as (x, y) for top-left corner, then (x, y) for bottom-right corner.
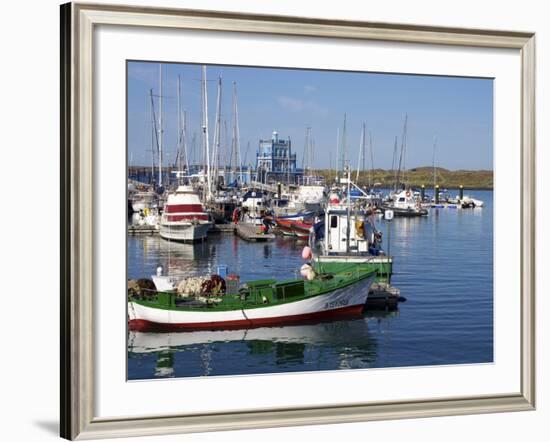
(403, 115), (408, 186)
(432, 135), (437, 192)
(231, 81), (236, 184)
(183, 110), (189, 175)
(177, 75), (182, 181)
(362, 125), (367, 186)
(398, 114), (408, 187)
(158, 64), (163, 188)
(148, 89), (155, 182)
(223, 120), (229, 183)
(336, 127), (339, 181)
(392, 136), (400, 192)
(201, 65), (212, 201)
(212, 76), (222, 190)
(329, 152), (332, 183)
(303, 127), (311, 178)
(346, 166), (351, 253)
(287, 136), (290, 185)
(311, 138), (315, 180)
(369, 131), (374, 189)
(191, 132), (197, 168)
(231, 81), (243, 186)
(356, 122), (365, 183)
(342, 113), (347, 172)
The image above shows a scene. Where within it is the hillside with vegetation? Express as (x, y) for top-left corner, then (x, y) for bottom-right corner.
(314, 167), (493, 190)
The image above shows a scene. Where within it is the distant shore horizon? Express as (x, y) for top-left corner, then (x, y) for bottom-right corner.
(127, 165), (493, 189)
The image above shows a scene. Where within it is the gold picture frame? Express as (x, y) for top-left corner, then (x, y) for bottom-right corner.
(60, 2), (535, 439)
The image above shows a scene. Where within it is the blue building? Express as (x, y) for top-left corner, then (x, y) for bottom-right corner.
(256, 131), (302, 184)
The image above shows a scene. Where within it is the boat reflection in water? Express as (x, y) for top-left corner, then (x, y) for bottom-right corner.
(128, 311), (398, 379)
(129, 234), (216, 280)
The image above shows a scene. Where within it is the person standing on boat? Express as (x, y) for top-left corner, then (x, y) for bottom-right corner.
(232, 207), (241, 224)
(261, 216), (272, 234)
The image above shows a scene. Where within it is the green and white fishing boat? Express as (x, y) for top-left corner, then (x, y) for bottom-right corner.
(128, 265), (377, 331)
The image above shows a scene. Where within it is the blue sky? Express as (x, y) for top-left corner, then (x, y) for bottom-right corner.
(127, 61), (493, 170)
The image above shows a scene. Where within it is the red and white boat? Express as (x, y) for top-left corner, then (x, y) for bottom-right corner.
(274, 217), (313, 239)
(159, 185), (212, 242)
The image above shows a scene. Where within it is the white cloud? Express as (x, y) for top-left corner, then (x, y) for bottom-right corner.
(304, 85), (317, 93)
(277, 96), (328, 117)
(277, 96), (305, 112)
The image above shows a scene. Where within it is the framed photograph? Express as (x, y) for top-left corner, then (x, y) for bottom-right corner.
(60, 2), (535, 440)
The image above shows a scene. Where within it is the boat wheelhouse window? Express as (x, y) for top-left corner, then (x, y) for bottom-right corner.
(398, 197), (405, 202)
(330, 215), (338, 228)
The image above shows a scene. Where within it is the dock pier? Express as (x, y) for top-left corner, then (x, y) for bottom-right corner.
(209, 224), (236, 233)
(127, 225), (159, 235)
(235, 223), (275, 242)
(366, 282), (403, 310)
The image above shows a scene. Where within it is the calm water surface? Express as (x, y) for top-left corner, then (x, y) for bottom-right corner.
(128, 190), (493, 379)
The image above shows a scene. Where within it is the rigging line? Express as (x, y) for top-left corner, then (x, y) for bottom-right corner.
(149, 90), (161, 175)
(241, 308), (252, 323)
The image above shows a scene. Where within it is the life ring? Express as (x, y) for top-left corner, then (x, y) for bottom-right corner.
(406, 190), (411, 197)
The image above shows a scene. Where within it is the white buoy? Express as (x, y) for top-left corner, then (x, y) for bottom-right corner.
(156, 266), (163, 276)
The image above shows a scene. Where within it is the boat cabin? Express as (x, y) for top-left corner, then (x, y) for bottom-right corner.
(319, 206), (382, 256)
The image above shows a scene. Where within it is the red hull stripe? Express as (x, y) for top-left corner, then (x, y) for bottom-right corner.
(275, 219), (311, 237)
(165, 204), (205, 213)
(166, 214), (209, 221)
(128, 304), (365, 332)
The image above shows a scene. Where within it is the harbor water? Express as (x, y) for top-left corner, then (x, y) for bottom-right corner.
(127, 190), (493, 379)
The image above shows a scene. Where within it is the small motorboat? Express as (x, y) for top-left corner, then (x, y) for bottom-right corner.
(459, 195), (484, 208)
(381, 189), (428, 217)
(274, 217), (313, 239)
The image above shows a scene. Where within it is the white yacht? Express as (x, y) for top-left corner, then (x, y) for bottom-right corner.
(159, 185), (212, 242)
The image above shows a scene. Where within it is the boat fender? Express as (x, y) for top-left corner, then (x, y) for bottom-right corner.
(302, 246), (312, 260)
(262, 295), (269, 304)
(300, 263), (316, 280)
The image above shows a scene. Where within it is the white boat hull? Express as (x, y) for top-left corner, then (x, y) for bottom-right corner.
(128, 274), (375, 330)
(159, 222), (211, 242)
